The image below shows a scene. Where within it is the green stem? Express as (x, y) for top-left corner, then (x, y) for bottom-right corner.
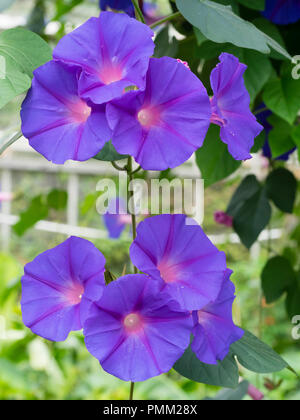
(131, 0), (145, 23)
(129, 381), (135, 400)
(127, 157), (138, 260)
(111, 161), (127, 172)
(131, 165), (142, 176)
(127, 156), (138, 401)
(0, 130), (22, 156)
(150, 11), (181, 29)
(253, 107), (268, 115)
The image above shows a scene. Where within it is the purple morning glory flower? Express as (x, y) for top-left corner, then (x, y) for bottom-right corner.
(263, 0), (300, 25)
(256, 104), (296, 161)
(107, 57), (211, 170)
(103, 198), (131, 239)
(100, 0), (135, 17)
(210, 53), (263, 161)
(21, 60), (111, 164)
(191, 269), (244, 365)
(21, 236), (106, 342)
(83, 274), (192, 382)
(130, 214), (227, 311)
(53, 12), (155, 105)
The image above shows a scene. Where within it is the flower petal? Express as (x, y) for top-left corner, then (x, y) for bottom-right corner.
(108, 57), (211, 170)
(130, 214), (227, 311)
(83, 274), (192, 382)
(53, 12), (154, 104)
(21, 237), (106, 341)
(21, 61), (111, 164)
(191, 269), (244, 364)
(210, 53), (263, 161)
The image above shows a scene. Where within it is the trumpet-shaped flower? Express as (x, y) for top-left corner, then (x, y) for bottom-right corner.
(191, 270), (244, 365)
(210, 53), (263, 161)
(130, 214), (227, 311)
(21, 61), (111, 164)
(107, 57), (211, 170)
(103, 198), (131, 239)
(83, 274), (192, 382)
(53, 12), (155, 105)
(21, 237), (106, 341)
(263, 0), (300, 25)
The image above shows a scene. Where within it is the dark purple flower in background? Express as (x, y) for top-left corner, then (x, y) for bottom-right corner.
(54, 12), (155, 105)
(103, 198), (131, 239)
(255, 104), (296, 161)
(130, 214), (227, 311)
(107, 57), (211, 170)
(83, 274), (192, 382)
(99, 1), (161, 25)
(210, 53), (263, 161)
(21, 237), (106, 341)
(191, 269), (244, 365)
(214, 211), (233, 228)
(100, 0), (135, 17)
(21, 61), (111, 164)
(263, 0), (300, 25)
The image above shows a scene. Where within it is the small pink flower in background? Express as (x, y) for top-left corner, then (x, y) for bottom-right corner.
(261, 156), (270, 169)
(0, 192), (13, 201)
(248, 384), (264, 401)
(214, 211), (233, 228)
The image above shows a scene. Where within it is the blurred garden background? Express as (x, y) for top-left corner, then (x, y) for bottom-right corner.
(0, 0), (300, 400)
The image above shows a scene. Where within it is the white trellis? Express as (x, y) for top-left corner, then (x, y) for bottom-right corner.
(0, 134), (292, 260)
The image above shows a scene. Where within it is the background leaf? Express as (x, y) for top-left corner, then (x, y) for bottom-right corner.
(195, 125), (241, 187)
(232, 186), (272, 248)
(267, 115), (296, 158)
(266, 168), (297, 213)
(154, 27), (178, 58)
(286, 273), (300, 318)
(209, 380), (249, 400)
(0, 28), (52, 108)
(236, 0), (265, 10)
(175, 0), (290, 58)
(93, 141), (128, 162)
(174, 345), (239, 389)
(227, 175), (261, 217)
(47, 189), (68, 211)
(231, 330), (288, 373)
(13, 190), (67, 236)
(261, 256), (297, 304)
(263, 64), (300, 125)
